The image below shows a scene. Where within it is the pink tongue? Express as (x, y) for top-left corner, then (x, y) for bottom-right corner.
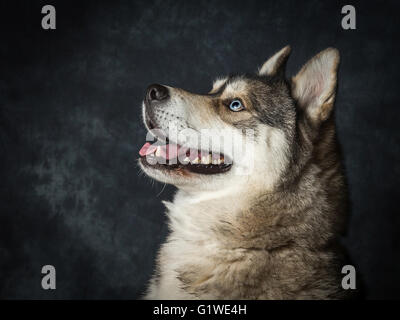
(139, 142), (186, 160)
(139, 142), (157, 156)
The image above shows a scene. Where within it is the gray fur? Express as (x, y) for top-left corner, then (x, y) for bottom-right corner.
(140, 47), (353, 299)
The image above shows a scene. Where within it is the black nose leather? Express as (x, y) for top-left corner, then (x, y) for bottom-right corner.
(146, 84), (169, 102)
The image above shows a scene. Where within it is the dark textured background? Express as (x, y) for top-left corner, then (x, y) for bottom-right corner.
(0, 0), (399, 299)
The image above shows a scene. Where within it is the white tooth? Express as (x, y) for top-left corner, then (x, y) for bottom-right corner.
(191, 157), (200, 164)
(155, 146), (161, 157)
(201, 155), (211, 164)
(212, 158), (219, 165)
(183, 157), (190, 163)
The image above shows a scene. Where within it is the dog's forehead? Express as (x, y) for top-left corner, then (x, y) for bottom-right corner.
(211, 77), (228, 93)
(210, 76), (251, 97)
(224, 79), (248, 97)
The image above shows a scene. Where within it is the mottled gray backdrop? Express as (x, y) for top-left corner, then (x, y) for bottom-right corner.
(1, 0), (399, 299)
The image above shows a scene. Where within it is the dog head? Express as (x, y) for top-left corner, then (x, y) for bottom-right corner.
(139, 46), (340, 193)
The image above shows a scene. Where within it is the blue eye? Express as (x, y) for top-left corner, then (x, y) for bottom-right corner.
(229, 99), (244, 112)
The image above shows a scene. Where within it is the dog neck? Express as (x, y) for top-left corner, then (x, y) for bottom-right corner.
(162, 161), (342, 252)
(162, 183), (281, 250)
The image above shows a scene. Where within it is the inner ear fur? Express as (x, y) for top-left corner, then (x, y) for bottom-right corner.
(258, 45), (291, 78)
(291, 48), (340, 123)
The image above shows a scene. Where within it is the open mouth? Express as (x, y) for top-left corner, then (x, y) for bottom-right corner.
(139, 132), (232, 175)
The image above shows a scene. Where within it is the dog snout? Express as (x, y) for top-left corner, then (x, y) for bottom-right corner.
(146, 84), (169, 103)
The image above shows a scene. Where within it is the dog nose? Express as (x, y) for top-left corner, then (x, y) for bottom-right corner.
(146, 84), (169, 102)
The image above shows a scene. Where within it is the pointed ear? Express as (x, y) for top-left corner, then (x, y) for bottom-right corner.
(292, 48), (340, 123)
(258, 45), (291, 77)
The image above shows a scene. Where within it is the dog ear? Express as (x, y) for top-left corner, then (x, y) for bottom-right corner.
(292, 48), (340, 123)
(258, 45), (291, 77)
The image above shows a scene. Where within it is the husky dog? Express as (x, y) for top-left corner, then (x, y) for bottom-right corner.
(139, 46), (352, 299)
